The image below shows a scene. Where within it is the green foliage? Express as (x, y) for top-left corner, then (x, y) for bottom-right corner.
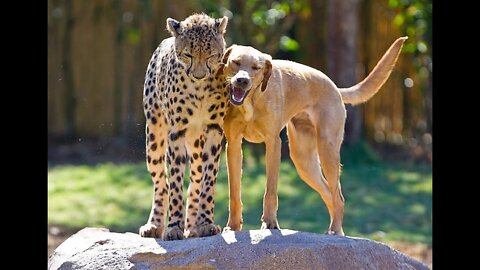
(388, 0), (432, 70)
(126, 27), (141, 45)
(48, 148), (431, 244)
(280, 36), (299, 51)
(197, 0), (306, 54)
(252, 3), (287, 27)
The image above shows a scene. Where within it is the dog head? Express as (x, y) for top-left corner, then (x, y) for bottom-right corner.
(218, 45), (272, 106)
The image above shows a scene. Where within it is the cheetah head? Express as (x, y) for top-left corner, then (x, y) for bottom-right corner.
(167, 14), (228, 81)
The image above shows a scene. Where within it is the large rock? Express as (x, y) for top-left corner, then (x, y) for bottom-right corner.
(48, 227), (429, 270)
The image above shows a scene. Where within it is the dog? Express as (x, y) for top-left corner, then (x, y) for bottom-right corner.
(218, 37), (407, 236)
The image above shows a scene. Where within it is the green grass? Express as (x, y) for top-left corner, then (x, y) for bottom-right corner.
(48, 144), (431, 245)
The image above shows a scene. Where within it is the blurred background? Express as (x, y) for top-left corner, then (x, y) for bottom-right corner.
(48, 0), (432, 266)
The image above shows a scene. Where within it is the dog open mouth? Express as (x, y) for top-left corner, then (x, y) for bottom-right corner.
(230, 86), (248, 105)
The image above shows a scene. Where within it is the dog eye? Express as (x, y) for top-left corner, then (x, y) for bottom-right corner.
(252, 66), (261, 70)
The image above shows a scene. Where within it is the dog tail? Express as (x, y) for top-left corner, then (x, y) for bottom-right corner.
(339, 36), (407, 105)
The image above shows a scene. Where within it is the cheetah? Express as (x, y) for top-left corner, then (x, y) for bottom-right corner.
(139, 14), (229, 240)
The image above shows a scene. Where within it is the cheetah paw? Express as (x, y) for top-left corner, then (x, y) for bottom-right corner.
(139, 223), (163, 238)
(162, 226), (184, 241)
(185, 223), (221, 238)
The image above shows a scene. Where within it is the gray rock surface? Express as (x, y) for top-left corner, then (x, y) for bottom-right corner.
(48, 227), (429, 270)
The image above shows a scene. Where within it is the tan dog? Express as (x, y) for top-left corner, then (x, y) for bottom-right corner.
(219, 37), (407, 236)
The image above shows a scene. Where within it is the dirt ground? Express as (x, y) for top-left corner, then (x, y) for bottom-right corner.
(47, 225), (432, 268)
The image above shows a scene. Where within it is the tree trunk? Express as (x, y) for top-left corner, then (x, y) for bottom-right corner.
(327, 0), (361, 145)
(113, 0), (125, 140)
(124, 2), (145, 141)
(62, 0), (76, 141)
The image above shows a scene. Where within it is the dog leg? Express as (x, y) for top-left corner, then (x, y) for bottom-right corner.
(224, 134), (244, 231)
(316, 129), (345, 236)
(261, 136), (281, 230)
(287, 117), (335, 231)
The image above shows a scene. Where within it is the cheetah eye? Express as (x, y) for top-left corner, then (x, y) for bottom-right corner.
(184, 53), (193, 58)
(232, 60), (240, 66)
(207, 54), (217, 59)
(252, 66), (261, 70)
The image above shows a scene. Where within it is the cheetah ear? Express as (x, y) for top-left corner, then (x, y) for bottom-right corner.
(216, 45), (235, 76)
(215, 16), (228, 34)
(166, 18), (182, 37)
(261, 54), (272, 92)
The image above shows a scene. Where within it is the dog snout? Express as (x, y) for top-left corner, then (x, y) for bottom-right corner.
(235, 77), (250, 88)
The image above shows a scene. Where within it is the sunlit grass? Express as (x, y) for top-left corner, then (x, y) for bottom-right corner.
(48, 145), (431, 245)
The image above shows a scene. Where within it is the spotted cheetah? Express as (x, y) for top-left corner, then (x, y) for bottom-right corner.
(139, 14), (229, 240)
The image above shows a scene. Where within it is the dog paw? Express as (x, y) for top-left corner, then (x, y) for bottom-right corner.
(326, 229), (345, 236)
(222, 226), (233, 233)
(261, 220), (280, 230)
(162, 226), (184, 241)
(139, 223), (163, 238)
(185, 223), (221, 238)
(224, 221), (242, 231)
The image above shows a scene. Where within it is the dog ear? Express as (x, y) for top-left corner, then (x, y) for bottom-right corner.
(222, 45), (234, 64)
(216, 45), (235, 76)
(261, 57), (272, 92)
(166, 18), (182, 37)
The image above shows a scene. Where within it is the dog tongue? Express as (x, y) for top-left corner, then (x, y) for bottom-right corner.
(233, 87), (245, 101)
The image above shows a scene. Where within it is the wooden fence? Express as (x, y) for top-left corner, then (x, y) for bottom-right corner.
(48, 0), (431, 148)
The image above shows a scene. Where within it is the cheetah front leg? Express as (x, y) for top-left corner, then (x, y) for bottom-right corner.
(162, 129), (188, 241)
(183, 134), (205, 234)
(139, 115), (168, 238)
(185, 124), (223, 238)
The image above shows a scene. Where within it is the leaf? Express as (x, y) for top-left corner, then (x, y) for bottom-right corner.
(126, 28), (140, 45)
(254, 33), (265, 45)
(252, 10), (265, 27)
(388, 0), (399, 8)
(417, 41), (427, 53)
(393, 13), (405, 27)
(280, 36), (299, 51)
(403, 42), (416, 53)
(273, 2), (290, 13)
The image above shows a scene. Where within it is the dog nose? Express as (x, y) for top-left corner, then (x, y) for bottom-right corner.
(236, 77), (249, 87)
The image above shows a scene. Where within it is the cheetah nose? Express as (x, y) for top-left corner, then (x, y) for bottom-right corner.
(235, 77), (249, 88)
(193, 74), (206, 80)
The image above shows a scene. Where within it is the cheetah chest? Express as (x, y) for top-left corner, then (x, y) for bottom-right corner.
(162, 79), (227, 135)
